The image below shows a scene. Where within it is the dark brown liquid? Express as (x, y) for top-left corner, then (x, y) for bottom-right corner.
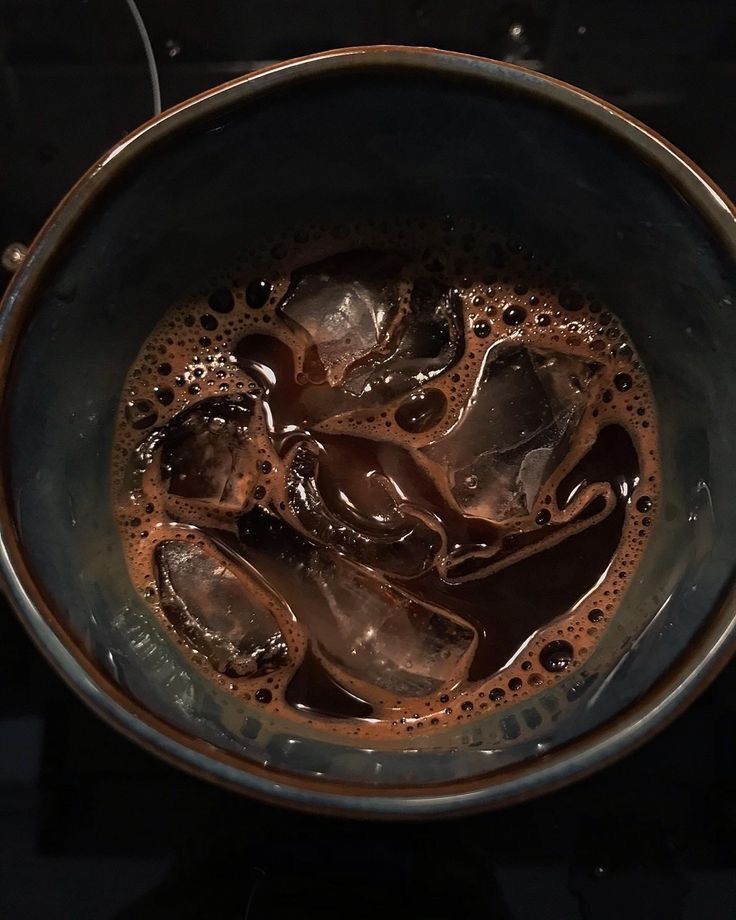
(111, 218), (659, 737)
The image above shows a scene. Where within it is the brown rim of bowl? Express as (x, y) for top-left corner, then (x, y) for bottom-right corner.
(1, 46), (735, 819)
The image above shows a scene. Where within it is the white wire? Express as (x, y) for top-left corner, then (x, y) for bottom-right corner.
(124, 0), (162, 116)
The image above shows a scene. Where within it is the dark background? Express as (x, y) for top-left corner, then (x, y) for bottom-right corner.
(1, 2), (735, 917)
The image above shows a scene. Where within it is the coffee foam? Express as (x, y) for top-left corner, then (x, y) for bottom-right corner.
(111, 217), (660, 738)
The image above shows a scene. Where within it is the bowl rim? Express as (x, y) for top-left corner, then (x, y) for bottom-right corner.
(1, 44), (735, 819)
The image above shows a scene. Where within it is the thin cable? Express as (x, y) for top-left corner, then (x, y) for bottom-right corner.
(124, 0), (162, 115)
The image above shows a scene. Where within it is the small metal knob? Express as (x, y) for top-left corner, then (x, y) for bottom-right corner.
(2, 242), (28, 273)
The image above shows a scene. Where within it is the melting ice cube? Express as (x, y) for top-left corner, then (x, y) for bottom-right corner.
(308, 557), (475, 698)
(343, 276), (464, 401)
(155, 540), (289, 678)
(234, 509), (475, 698)
(277, 250), (408, 385)
(422, 347), (600, 522)
(159, 396), (259, 515)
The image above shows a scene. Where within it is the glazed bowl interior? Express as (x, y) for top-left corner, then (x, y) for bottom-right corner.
(2, 49), (736, 816)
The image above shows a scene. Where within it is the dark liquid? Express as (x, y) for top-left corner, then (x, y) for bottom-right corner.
(112, 219), (659, 737)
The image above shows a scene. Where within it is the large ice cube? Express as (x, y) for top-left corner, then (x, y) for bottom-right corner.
(422, 347), (600, 522)
(342, 276), (464, 401)
(277, 250), (408, 385)
(155, 540), (290, 677)
(308, 558), (475, 697)
(159, 395), (260, 516)
(234, 509), (476, 698)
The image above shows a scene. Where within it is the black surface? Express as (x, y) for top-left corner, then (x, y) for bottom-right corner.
(1, 2), (735, 917)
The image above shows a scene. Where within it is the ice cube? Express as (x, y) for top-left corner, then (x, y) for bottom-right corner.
(277, 250), (408, 385)
(422, 347), (600, 522)
(342, 276), (464, 401)
(159, 395), (260, 516)
(233, 510), (476, 698)
(155, 540), (289, 677)
(281, 435), (444, 578)
(307, 558), (476, 697)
